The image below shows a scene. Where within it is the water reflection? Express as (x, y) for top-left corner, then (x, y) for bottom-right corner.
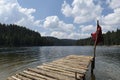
(91, 72), (95, 80)
(0, 46), (120, 80)
(0, 47), (42, 80)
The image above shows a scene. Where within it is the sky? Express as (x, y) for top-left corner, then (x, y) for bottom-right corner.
(0, 0), (120, 39)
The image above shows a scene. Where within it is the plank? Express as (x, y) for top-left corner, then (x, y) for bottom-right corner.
(41, 63), (86, 74)
(7, 77), (16, 80)
(38, 67), (84, 79)
(56, 57), (92, 64)
(23, 70), (55, 80)
(53, 59), (90, 67)
(11, 76), (21, 80)
(65, 55), (93, 60)
(52, 61), (88, 70)
(15, 74), (32, 80)
(18, 72), (43, 80)
(37, 65), (80, 78)
(28, 68), (76, 80)
(23, 71), (46, 80)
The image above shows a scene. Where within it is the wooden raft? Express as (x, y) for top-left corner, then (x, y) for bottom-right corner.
(7, 55), (93, 80)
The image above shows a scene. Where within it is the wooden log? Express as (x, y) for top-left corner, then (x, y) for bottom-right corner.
(23, 70), (55, 80)
(53, 59), (90, 66)
(69, 55), (93, 58)
(41, 63), (86, 74)
(37, 65), (81, 78)
(11, 76), (21, 80)
(7, 77), (16, 80)
(53, 57), (91, 63)
(52, 61), (88, 70)
(65, 55), (93, 60)
(61, 58), (92, 64)
(18, 72), (43, 80)
(53, 58), (90, 64)
(28, 68), (75, 80)
(23, 71), (46, 80)
(15, 74), (32, 80)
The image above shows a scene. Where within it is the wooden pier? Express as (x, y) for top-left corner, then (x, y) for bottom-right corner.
(7, 55), (93, 80)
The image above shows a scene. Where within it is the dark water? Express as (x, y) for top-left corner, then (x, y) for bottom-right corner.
(0, 46), (120, 80)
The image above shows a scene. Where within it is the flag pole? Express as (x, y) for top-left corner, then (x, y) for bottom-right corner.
(91, 20), (99, 73)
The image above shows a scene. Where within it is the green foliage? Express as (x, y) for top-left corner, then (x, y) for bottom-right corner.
(102, 29), (120, 45)
(0, 23), (44, 47)
(0, 23), (76, 47)
(77, 29), (120, 45)
(76, 37), (94, 45)
(1, 23), (119, 46)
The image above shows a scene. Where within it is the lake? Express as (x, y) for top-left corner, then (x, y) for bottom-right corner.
(0, 46), (120, 80)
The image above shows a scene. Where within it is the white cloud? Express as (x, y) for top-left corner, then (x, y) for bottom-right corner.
(61, 0), (120, 39)
(61, 0), (103, 24)
(101, 3), (120, 32)
(43, 16), (92, 39)
(44, 16), (59, 29)
(61, 1), (72, 17)
(0, 0), (41, 30)
(50, 31), (68, 39)
(93, 0), (120, 33)
(108, 0), (120, 9)
(102, 8), (120, 25)
(78, 25), (96, 39)
(43, 16), (75, 33)
(46, 24), (94, 39)
(80, 33), (90, 39)
(43, 16), (82, 39)
(101, 25), (116, 33)
(50, 31), (84, 39)
(68, 32), (89, 39)
(80, 25), (95, 33)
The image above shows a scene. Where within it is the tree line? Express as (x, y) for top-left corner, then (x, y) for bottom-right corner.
(0, 23), (119, 46)
(76, 29), (120, 45)
(0, 23), (76, 47)
(0, 23), (53, 47)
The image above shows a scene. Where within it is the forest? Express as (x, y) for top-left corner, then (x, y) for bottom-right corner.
(0, 23), (119, 47)
(0, 23), (53, 46)
(76, 29), (120, 45)
(0, 23), (76, 47)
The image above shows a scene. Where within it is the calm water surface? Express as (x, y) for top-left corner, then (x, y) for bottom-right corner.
(0, 46), (120, 80)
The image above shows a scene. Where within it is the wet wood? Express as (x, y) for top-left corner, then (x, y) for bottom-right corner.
(41, 63), (86, 74)
(7, 55), (93, 80)
(7, 77), (16, 80)
(15, 74), (32, 80)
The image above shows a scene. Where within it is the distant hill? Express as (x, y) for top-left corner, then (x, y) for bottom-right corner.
(59, 39), (77, 46)
(42, 36), (77, 46)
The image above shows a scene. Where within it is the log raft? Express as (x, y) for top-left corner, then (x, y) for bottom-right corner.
(7, 55), (94, 80)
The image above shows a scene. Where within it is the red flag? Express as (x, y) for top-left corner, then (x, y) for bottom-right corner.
(91, 21), (102, 44)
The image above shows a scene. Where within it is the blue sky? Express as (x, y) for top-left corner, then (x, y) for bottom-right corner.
(18, 0), (73, 23)
(0, 0), (120, 39)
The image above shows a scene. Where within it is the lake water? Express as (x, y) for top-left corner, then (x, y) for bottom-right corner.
(0, 46), (120, 80)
